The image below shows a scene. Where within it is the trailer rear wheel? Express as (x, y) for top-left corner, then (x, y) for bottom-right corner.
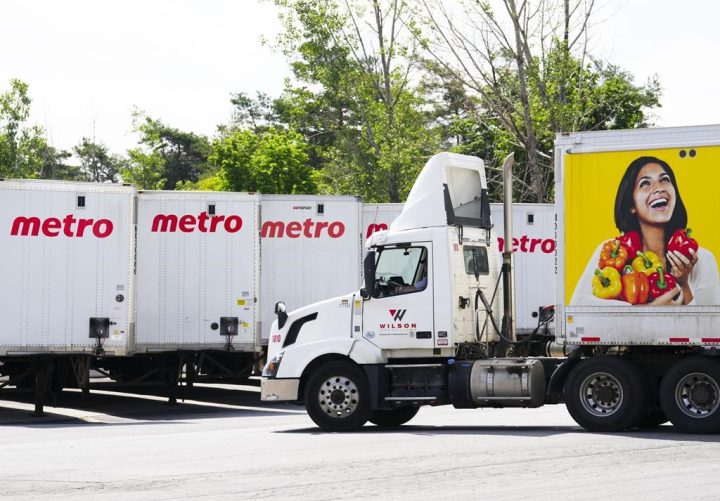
(564, 357), (647, 432)
(659, 357), (720, 434)
(368, 407), (419, 427)
(304, 361), (370, 432)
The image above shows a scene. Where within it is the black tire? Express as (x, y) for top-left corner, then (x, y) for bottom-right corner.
(368, 406), (419, 427)
(659, 357), (720, 434)
(304, 361), (371, 432)
(564, 357), (648, 432)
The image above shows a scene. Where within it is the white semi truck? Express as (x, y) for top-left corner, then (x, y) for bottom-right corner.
(262, 125), (720, 434)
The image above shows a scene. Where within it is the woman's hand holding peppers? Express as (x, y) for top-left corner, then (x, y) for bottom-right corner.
(649, 266), (681, 305)
(599, 239), (629, 271)
(667, 248), (698, 304)
(668, 228), (699, 258)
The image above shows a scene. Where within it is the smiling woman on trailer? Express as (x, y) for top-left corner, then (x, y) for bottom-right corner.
(570, 156), (720, 306)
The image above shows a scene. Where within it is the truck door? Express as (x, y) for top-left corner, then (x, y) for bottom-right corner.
(362, 243), (434, 349)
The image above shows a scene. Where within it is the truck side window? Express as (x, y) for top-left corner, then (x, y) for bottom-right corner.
(464, 246), (489, 275)
(374, 246), (428, 298)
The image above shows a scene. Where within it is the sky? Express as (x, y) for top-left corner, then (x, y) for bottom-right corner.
(1, 0), (719, 156)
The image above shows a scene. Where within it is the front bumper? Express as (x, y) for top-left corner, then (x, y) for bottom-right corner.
(261, 378), (300, 401)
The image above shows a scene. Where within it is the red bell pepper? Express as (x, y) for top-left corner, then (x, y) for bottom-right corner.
(649, 266), (678, 301)
(621, 265), (649, 305)
(618, 231), (641, 258)
(598, 239), (629, 271)
(668, 228), (699, 258)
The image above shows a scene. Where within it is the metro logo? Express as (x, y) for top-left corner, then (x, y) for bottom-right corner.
(497, 235), (556, 254)
(261, 218), (345, 238)
(10, 215), (114, 238)
(365, 223), (388, 239)
(151, 213), (243, 233)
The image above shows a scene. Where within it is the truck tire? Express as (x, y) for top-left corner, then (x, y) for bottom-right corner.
(659, 357), (720, 434)
(564, 357), (647, 432)
(304, 361), (371, 432)
(368, 407), (419, 427)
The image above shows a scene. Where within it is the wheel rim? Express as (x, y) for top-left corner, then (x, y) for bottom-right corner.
(674, 372), (720, 418)
(317, 375), (360, 418)
(579, 371), (623, 417)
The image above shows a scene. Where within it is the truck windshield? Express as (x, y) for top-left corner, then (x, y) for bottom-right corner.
(374, 246), (428, 297)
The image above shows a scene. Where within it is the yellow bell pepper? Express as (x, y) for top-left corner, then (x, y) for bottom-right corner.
(592, 267), (622, 300)
(632, 251), (661, 276)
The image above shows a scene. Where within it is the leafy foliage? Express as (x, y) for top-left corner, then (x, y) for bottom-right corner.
(73, 137), (127, 183)
(209, 128), (318, 194)
(0, 79), (47, 178)
(272, 0), (441, 202)
(128, 111), (211, 189)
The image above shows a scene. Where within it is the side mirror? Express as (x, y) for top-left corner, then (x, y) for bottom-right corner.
(362, 251), (377, 299)
(274, 301), (288, 329)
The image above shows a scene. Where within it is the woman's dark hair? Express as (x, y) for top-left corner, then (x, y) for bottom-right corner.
(614, 156), (687, 247)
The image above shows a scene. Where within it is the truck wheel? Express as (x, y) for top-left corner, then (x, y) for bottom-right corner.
(659, 357), (720, 434)
(304, 361), (371, 432)
(368, 407), (419, 427)
(564, 357), (647, 432)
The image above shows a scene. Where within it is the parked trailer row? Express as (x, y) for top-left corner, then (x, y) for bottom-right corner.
(0, 181), (554, 412)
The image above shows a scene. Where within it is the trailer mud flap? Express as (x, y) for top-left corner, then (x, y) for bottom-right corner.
(545, 348), (582, 404)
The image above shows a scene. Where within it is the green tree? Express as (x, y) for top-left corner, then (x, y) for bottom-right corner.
(121, 149), (166, 189)
(273, 0), (440, 202)
(419, 0), (660, 202)
(38, 145), (84, 181)
(0, 79), (47, 178)
(209, 128), (318, 194)
(132, 111), (211, 189)
(73, 137), (126, 183)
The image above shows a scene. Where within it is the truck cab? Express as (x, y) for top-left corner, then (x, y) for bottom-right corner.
(260, 153), (547, 431)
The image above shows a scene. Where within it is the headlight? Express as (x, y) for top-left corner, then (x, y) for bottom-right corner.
(262, 350), (285, 378)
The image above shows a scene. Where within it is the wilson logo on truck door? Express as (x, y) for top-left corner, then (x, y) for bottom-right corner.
(10, 215), (114, 238)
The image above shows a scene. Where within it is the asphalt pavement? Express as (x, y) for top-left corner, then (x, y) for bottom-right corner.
(1, 383), (719, 500)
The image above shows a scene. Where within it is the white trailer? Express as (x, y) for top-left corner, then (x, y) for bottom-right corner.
(135, 191), (260, 351)
(259, 195), (362, 342)
(0, 180), (136, 355)
(490, 203), (556, 334)
(97, 191), (263, 386)
(0, 179), (136, 411)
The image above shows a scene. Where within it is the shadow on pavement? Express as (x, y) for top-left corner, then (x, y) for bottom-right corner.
(0, 382), (300, 427)
(280, 423), (720, 442)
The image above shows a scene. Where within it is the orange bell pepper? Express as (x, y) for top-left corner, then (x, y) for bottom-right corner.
(599, 239), (629, 271)
(621, 265), (649, 305)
